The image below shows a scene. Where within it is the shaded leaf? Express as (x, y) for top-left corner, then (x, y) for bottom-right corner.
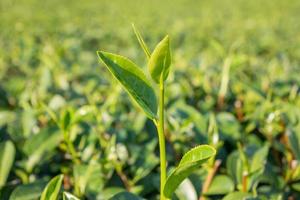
(163, 145), (216, 198)
(9, 181), (46, 200)
(97, 51), (157, 119)
(109, 191), (144, 200)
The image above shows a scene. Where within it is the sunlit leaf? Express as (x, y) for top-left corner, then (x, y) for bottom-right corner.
(148, 35), (171, 83)
(40, 174), (64, 200)
(63, 192), (80, 200)
(163, 145), (216, 198)
(132, 23), (151, 59)
(97, 51), (157, 119)
(0, 141), (16, 187)
(204, 175), (234, 195)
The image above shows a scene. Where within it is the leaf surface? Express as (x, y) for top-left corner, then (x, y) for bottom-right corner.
(0, 141), (16, 187)
(204, 175), (234, 195)
(40, 174), (64, 200)
(109, 191), (144, 200)
(97, 51), (157, 119)
(163, 145), (216, 198)
(148, 36), (171, 83)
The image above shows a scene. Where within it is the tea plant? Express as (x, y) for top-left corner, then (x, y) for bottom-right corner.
(97, 25), (216, 199)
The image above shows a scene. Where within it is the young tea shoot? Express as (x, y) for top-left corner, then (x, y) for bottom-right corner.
(97, 25), (216, 199)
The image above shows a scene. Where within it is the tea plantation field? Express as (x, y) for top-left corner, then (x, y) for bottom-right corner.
(0, 0), (300, 199)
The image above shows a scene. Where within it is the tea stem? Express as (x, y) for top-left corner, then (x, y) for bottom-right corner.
(155, 78), (167, 200)
(63, 131), (80, 164)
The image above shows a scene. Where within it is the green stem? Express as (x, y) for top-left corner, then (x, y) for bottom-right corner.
(64, 130), (80, 164)
(155, 78), (167, 200)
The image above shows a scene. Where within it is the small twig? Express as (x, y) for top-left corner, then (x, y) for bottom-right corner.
(242, 171), (248, 192)
(116, 167), (131, 191)
(199, 159), (222, 200)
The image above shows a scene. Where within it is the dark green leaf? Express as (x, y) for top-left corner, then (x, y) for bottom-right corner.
(109, 191), (144, 200)
(9, 181), (46, 200)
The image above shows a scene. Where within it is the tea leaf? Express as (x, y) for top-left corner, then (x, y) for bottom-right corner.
(222, 192), (252, 200)
(250, 144), (269, 173)
(163, 145), (216, 198)
(148, 35), (171, 83)
(0, 141), (16, 188)
(109, 191), (144, 200)
(63, 192), (80, 200)
(204, 175), (234, 195)
(132, 23), (151, 59)
(97, 51), (157, 119)
(40, 174), (64, 200)
(10, 181), (46, 200)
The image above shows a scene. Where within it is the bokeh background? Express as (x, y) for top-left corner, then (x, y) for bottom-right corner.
(1, 0), (300, 199)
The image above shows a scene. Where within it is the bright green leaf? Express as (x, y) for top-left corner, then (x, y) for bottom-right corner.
(132, 23), (151, 59)
(40, 174), (64, 200)
(0, 141), (16, 188)
(97, 51), (157, 119)
(204, 175), (234, 195)
(148, 35), (171, 83)
(63, 192), (80, 200)
(163, 145), (216, 198)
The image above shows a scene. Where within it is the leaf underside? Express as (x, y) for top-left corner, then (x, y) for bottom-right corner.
(163, 145), (216, 198)
(97, 51), (157, 119)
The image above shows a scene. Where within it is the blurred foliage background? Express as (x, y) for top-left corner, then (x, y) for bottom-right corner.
(0, 0), (300, 199)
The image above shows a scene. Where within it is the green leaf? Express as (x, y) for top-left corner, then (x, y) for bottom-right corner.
(40, 174), (64, 200)
(148, 35), (171, 83)
(175, 179), (197, 200)
(250, 144), (269, 173)
(9, 181), (46, 200)
(109, 191), (144, 200)
(204, 175), (234, 195)
(131, 23), (151, 59)
(222, 192), (252, 200)
(0, 141), (16, 187)
(61, 109), (73, 132)
(97, 51), (157, 119)
(291, 182), (300, 192)
(226, 151), (243, 186)
(163, 145), (216, 198)
(287, 127), (300, 160)
(63, 192), (80, 200)
(23, 128), (62, 172)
